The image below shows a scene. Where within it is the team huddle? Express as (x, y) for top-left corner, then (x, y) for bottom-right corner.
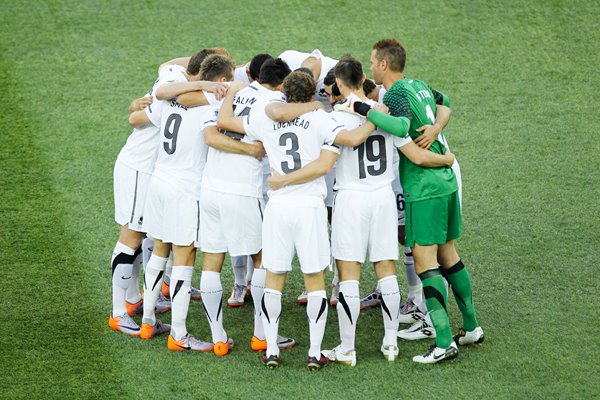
(108, 38), (484, 370)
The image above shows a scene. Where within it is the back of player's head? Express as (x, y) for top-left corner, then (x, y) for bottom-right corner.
(249, 53), (273, 81)
(362, 78), (377, 97)
(200, 54), (234, 81)
(283, 71), (316, 103)
(294, 67), (314, 79)
(188, 48), (234, 76)
(372, 38), (406, 72)
(334, 55), (363, 90)
(258, 58), (291, 87)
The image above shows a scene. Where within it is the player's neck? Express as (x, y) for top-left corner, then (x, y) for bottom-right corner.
(345, 89), (368, 101)
(383, 72), (404, 90)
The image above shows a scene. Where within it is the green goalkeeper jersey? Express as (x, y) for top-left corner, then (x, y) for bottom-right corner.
(382, 78), (457, 202)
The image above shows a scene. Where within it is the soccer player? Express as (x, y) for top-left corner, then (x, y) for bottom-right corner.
(268, 56), (454, 366)
(200, 58), (296, 353)
(352, 38), (483, 364)
(141, 54), (246, 354)
(108, 54), (226, 336)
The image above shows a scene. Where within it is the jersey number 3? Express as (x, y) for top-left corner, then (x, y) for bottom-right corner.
(279, 132), (301, 173)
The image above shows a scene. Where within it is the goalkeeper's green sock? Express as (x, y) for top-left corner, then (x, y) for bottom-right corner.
(419, 268), (453, 349)
(442, 260), (479, 331)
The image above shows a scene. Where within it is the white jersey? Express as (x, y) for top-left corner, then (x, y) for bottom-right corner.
(234, 64), (250, 83)
(116, 65), (187, 173)
(332, 102), (409, 191)
(244, 106), (343, 199)
(152, 100), (217, 199)
(202, 81), (285, 198)
(278, 49), (338, 110)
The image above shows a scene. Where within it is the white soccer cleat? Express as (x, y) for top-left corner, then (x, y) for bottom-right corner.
(398, 313), (436, 340)
(453, 326), (484, 346)
(297, 290), (308, 305)
(329, 284), (339, 307)
(360, 288), (381, 309)
(398, 299), (425, 324)
(380, 344), (399, 362)
(227, 284), (246, 307)
(322, 345), (357, 366)
(413, 342), (458, 364)
(108, 312), (141, 336)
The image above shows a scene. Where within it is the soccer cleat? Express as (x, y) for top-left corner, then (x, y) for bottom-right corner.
(213, 338), (234, 356)
(398, 299), (425, 324)
(322, 345), (357, 366)
(381, 344), (399, 361)
(297, 290), (308, 305)
(398, 313), (436, 340)
(190, 286), (202, 301)
(140, 319), (171, 339)
(413, 342), (458, 364)
(360, 288), (381, 310)
(108, 312), (141, 336)
(245, 281), (252, 299)
(167, 333), (213, 352)
(161, 282), (170, 299)
(306, 354), (329, 371)
(227, 284), (246, 307)
(329, 284), (339, 307)
(126, 299), (143, 316)
(250, 335), (297, 351)
(155, 293), (172, 314)
(453, 326), (484, 346)
(262, 354), (281, 369)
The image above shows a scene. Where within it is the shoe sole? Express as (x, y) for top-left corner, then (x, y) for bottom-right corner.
(227, 302), (244, 307)
(454, 334), (485, 346)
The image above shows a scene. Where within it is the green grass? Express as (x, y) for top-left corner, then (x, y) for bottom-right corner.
(1, 0), (599, 399)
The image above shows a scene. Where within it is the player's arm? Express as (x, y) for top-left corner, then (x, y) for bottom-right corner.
(265, 101), (324, 122)
(128, 95), (153, 113)
(216, 81), (248, 134)
(158, 57), (190, 74)
(268, 148), (338, 190)
(332, 120), (378, 147)
(204, 125), (265, 161)
(397, 140), (454, 167)
(128, 109), (150, 127)
(155, 81), (228, 101)
(414, 104), (451, 149)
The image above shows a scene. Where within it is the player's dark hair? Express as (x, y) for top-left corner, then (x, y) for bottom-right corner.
(363, 78), (377, 97)
(188, 48), (234, 76)
(283, 71), (316, 103)
(323, 67), (341, 96)
(372, 38), (406, 72)
(188, 49), (217, 75)
(200, 54), (234, 81)
(294, 67), (314, 79)
(249, 53), (273, 81)
(334, 55), (363, 90)
(259, 58), (291, 87)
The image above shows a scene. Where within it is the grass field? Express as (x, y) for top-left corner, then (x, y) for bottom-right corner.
(1, 1), (599, 399)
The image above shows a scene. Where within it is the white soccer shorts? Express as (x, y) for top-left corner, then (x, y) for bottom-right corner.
(199, 188), (263, 256)
(262, 196), (330, 274)
(113, 159), (151, 232)
(142, 175), (200, 247)
(331, 187), (399, 263)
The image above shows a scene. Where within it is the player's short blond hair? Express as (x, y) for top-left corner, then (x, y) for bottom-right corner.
(283, 71), (316, 103)
(200, 54), (234, 81)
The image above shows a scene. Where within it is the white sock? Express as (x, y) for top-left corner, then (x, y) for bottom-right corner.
(250, 268), (266, 339)
(142, 236), (153, 269)
(261, 288), (282, 357)
(337, 280), (360, 353)
(111, 242), (136, 316)
(231, 255), (248, 286)
(379, 275), (401, 347)
(142, 254), (168, 325)
(245, 256), (254, 285)
(169, 266), (193, 340)
(200, 271), (227, 343)
(307, 290), (328, 359)
(164, 253), (173, 286)
(126, 248), (143, 304)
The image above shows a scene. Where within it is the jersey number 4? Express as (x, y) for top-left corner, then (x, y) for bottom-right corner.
(163, 113), (182, 155)
(353, 135), (387, 179)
